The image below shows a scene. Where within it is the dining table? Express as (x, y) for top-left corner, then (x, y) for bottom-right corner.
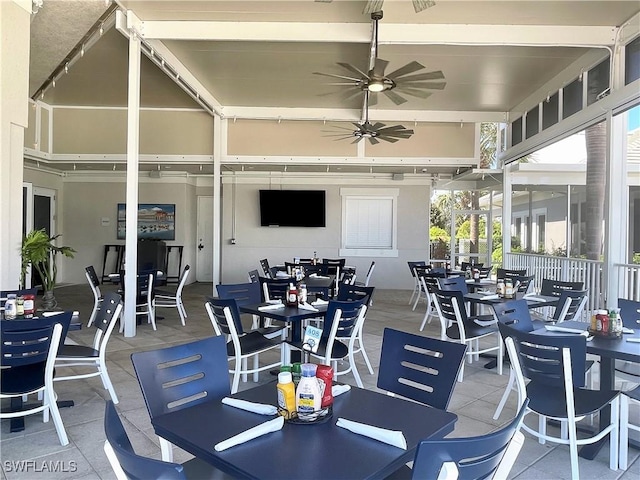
(535, 319), (640, 459)
(151, 381), (458, 479)
(240, 300), (329, 363)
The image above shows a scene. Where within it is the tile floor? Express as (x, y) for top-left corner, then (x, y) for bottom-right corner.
(1, 282), (639, 479)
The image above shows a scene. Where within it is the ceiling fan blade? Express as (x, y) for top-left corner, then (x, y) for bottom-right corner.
(313, 71), (361, 82)
(386, 61), (425, 79)
(371, 122), (385, 130)
(383, 90), (408, 105)
(378, 136), (400, 143)
(396, 87), (433, 99)
(336, 62), (370, 80)
(396, 81), (446, 90)
(363, 0), (384, 14)
(395, 70), (445, 82)
(368, 136), (381, 145)
(324, 82), (363, 86)
(372, 58), (389, 78)
(368, 92), (378, 106)
(412, 0), (436, 13)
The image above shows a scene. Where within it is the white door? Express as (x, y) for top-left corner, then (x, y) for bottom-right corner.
(196, 196), (214, 282)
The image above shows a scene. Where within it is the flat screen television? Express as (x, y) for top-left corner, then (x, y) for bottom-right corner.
(259, 190), (326, 227)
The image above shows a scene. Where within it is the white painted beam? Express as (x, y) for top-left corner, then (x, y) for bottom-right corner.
(221, 106), (506, 123)
(133, 18), (616, 47)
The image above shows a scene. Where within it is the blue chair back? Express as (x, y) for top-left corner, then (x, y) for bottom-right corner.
(618, 298), (640, 328)
(336, 284), (375, 305)
(498, 322), (586, 388)
(247, 270), (260, 284)
(552, 289), (588, 322)
(259, 277), (290, 302)
(408, 261), (427, 277)
(377, 328), (467, 410)
(460, 261), (483, 271)
(492, 299), (534, 332)
(216, 282), (262, 306)
(496, 268), (527, 280)
(204, 297), (246, 335)
(418, 271), (446, 294)
(411, 399), (529, 479)
(438, 276), (468, 294)
(104, 401), (186, 480)
(131, 335), (231, 419)
(93, 292), (122, 333)
(322, 299), (365, 342)
(540, 278), (583, 297)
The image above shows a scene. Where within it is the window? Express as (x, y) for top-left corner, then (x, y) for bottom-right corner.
(340, 188), (398, 257)
(563, 78), (583, 119)
(536, 214), (546, 251)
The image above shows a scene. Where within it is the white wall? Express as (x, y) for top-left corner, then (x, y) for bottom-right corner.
(220, 179), (430, 289)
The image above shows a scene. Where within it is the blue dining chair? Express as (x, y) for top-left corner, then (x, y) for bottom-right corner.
(377, 328), (467, 410)
(392, 399), (529, 480)
(499, 322), (620, 479)
(103, 401), (228, 480)
(131, 335), (231, 462)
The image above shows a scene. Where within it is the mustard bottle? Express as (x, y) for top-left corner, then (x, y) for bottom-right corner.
(277, 372), (296, 419)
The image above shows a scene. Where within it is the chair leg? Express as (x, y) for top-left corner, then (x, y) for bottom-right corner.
(232, 357), (241, 394)
(349, 351), (364, 388)
(610, 395), (620, 472)
(253, 355), (260, 383)
(241, 358), (248, 383)
(620, 394), (629, 470)
(100, 362), (119, 404)
(411, 289), (423, 311)
(493, 369), (515, 420)
(44, 386), (69, 446)
(358, 338), (375, 376)
(567, 415), (580, 480)
(160, 438), (174, 462)
(538, 415), (547, 445)
(148, 305), (157, 331)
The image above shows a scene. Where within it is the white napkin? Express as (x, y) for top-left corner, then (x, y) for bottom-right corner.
(332, 384), (351, 397)
(258, 303), (285, 312)
(275, 271), (290, 279)
(626, 338), (640, 343)
(545, 325), (588, 335)
(309, 274), (330, 279)
(524, 294), (547, 302)
(222, 397), (278, 416)
(480, 293), (499, 300)
(297, 302), (319, 312)
(311, 298), (329, 307)
(214, 416), (284, 452)
(336, 418), (407, 450)
(622, 327), (634, 334)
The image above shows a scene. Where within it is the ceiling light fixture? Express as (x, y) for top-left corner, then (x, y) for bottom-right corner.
(99, 23), (104, 36)
(64, 63), (69, 74)
(80, 44), (85, 57)
(367, 80), (385, 92)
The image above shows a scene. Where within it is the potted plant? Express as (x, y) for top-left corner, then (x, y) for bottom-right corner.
(20, 229), (76, 310)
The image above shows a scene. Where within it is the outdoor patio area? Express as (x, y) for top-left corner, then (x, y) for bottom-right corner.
(1, 281), (639, 480)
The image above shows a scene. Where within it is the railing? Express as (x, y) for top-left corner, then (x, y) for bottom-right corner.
(504, 252), (604, 319)
(615, 263), (640, 301)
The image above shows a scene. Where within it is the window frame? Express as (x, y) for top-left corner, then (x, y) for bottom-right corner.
(339, 187), (399, 258)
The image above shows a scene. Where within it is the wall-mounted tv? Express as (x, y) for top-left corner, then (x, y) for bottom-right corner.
(259, 190), (326, 227)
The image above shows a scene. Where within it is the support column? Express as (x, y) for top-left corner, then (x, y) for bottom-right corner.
(0, 1), (30, 290)
(502, 164), (513, 264)
(604, 111), (628, 308)
(212, 115), (222, 286)
(123, 25), (141, 337)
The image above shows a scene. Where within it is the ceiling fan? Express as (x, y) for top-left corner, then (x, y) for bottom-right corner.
(323, 91), (414, 144)
(314, 10), (446, 106)
(315, 0), (436, 14)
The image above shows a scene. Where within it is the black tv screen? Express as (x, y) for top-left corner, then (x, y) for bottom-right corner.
(259, 190), (326, 227)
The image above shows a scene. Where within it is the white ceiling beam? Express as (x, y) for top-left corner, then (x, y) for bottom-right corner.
(221, 106), (506, 123)
(222, 156), (477, 167)
(132, 18), (617, 47)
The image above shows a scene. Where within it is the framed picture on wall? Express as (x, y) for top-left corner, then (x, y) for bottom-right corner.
(117, 203), (176, 240)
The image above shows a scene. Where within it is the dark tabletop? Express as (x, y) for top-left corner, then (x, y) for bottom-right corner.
(152, 382), (457, 480)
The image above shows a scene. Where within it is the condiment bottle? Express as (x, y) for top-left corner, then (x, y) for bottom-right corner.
(505, 279), (514, 299)
(276, 371), (296, 419)
(315, 365), (334, 408)
(16, 296), (25, 318)
(312, 252), (318, 265)
(23, 293), (35, 318)
(473, 268), (480, 282)
(4, 294), (17, 320)
(286, 283), (298, 306)
(497, 280), (505, 298)
(298, 283), (307, 304)
(291, 362), (302, 386)
(296, 363), (321, 419)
